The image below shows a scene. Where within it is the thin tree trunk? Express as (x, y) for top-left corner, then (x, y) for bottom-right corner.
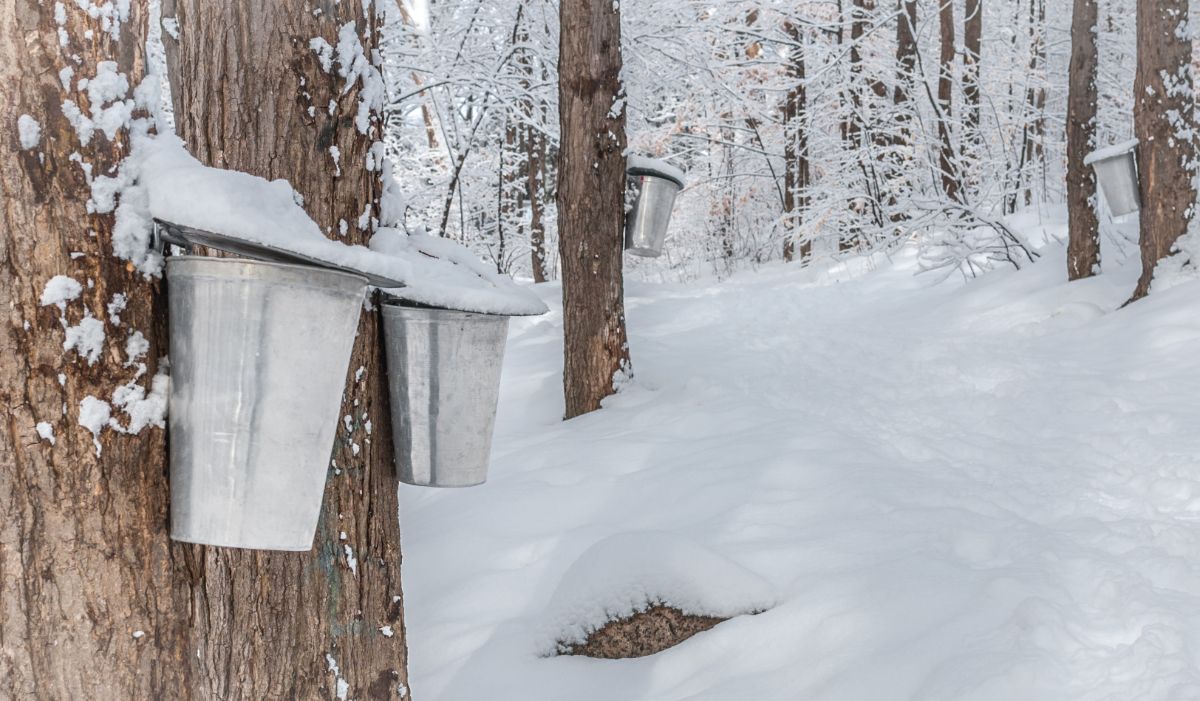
(887, 0), (919, 224)
(938, 0), (960, 201)
(837, 0), (861, 250)
(1130, 0), (1196, 300)
(894, 0), (918, 114)
(0, 2), (192, 696)
(1021, 0), (1047, 207)
(782, 20), (810, 263)
(527, 121), (549, 282)
(1066, 0), (1100, 280)
(558, 0), (630, 418)
(514, 2), (548, 283)
(717, 123), (737, 261)
(391, 0), (439, 151)
(498, 118), (522, 273)
(963, 0), (982, 139)
(163, 1), (410, 698)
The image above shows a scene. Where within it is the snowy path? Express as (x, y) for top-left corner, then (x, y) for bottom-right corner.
(399, 240), (1200, 701)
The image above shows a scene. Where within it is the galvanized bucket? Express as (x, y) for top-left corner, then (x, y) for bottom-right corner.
(381, 302), (509, 487)
(167, 256), (367, 550)
(625, 169), (684, 257)
(1085, 141), (1140, 217)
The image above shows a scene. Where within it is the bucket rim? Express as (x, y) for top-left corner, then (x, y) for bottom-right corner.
(380, 299), (512, 321)
(166, 254), (370, 287)
(1083, 138), (1139, 166)
(627, 167), (685, 189)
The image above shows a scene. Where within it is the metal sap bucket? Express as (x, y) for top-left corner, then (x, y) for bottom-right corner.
(167, 256), (367, 550)
(624, 164), (685, 257)
(1085, 140), (1140, 217)
(381, 302), (509, 487)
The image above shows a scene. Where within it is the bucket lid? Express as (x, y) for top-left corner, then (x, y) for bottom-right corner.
(1084, 138), (1139, 167)
(155, 219), (406, 288)
(626, 154), (686, 189)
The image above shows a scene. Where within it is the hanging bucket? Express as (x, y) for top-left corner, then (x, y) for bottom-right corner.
(624, 159), (685, 257)
(381, 302), (509, 487)
(167, 256), (367, 550)
(1085, 139), (1140, 218)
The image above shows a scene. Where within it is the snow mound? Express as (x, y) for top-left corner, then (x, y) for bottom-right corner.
(536, 531), (775, 656)
(135, 134), (547, 316)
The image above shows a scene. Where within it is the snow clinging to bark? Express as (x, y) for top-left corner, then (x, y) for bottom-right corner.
(17, 115), (41, 150)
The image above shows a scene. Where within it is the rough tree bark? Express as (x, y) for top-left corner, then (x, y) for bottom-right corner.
(0, 2), (189, 696)
(163, 1), (411, 698)
(1130, 0), (1196, 300)
(782, 20), (810, 263)
(557, 0), (630, 418)
(1066, 0), (1100, 281)
(937, 0), (960, 202)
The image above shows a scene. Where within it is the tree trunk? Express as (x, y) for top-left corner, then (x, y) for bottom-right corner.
(937, 0), (960, 202)
(498, 118), (522, 274)
(557, 0), (630, 418)
(527, 121), (549, 282)
(0, 2), (191, 696)
(894, 0), (918, 114)
(514, 2), (549, 283)
(782, 21), (810, 263)
(1130, 0), (1196, 300)
(1066, 0), (1100, 281)
(163, 1), (411, 698)
(963, 0), (982, 138)
(1020, 0), (1047, 208)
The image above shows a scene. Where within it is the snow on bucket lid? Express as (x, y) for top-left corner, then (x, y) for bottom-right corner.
(1084, 138), (1138, 166)
(627, 154), (686, 189)
(140, 134), (547, 317)
(155, 220), (402, 288)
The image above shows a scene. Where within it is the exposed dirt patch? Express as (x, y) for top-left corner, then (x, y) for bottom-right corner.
(557, 605), (729, 659)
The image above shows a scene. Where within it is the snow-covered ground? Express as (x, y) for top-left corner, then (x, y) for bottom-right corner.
(399, 211), (1200, 700)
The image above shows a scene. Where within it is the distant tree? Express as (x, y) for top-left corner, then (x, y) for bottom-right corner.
(963, 0), (983, 140)
(894, 0), (918, 116)
(937, 0), (961, 201)
(1066, 0), (1100, 280)
(558, 0), (630, 417)
(1130, 0), (1197, 300)
(518, 3), (551, 283)
(1014, 0), (1048, 210)
(782, 20), (810, 263)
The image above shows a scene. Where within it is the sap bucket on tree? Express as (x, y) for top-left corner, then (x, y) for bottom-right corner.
(624, 154), (686, 257)
(158, 221), (382, 551)
(1084, 139), (1140, 218)
(381, 300), (510, 487)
